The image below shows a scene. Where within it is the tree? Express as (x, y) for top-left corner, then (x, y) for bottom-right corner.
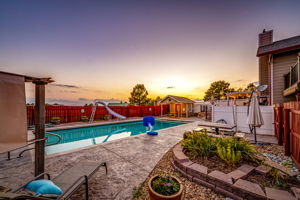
(129, 84), (151, 106)
(203, 80), (234, 101)
(245, 82), (258, 91)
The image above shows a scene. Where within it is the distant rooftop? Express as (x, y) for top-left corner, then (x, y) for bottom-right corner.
(257, 35), (300, 56)
(107, 103), (129, 106)
(160, 95), (195, 104)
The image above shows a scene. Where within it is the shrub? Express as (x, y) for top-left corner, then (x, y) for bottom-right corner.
(215, 137), (256, 166)
(151, 176), (180, 196)
(51, 117), (60, 121)
(182, 130), (216, 158)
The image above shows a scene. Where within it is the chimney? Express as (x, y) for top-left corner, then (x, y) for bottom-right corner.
(258, 29), (273, 47)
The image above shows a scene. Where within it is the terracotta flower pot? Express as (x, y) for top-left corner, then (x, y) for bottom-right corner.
(148, 175), (184, 200)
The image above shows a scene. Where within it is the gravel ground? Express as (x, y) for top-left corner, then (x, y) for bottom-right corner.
(132, 148), (224, 200)
(255, 144), (300, 180)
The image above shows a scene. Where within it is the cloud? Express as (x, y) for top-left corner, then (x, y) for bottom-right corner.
(234, 79), (244, 82)
(51, 84), (80, 89)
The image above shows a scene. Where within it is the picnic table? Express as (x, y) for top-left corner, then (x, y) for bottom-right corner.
(198, 121), (236, 135)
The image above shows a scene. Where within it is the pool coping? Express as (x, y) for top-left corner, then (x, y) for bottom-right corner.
(27, 117), (194, 159)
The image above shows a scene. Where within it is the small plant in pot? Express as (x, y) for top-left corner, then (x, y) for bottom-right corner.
(50, 117), (61, 125)
(81, 115), (89, 122)
(148, 175), (183, 200)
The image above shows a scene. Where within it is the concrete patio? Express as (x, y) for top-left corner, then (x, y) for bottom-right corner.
(0, 120), (199, 200)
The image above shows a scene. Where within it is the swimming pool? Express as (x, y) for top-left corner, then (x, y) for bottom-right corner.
(46, 120), (184, 154)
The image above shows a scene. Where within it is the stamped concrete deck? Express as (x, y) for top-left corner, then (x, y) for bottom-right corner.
(0, 119), (199, 200)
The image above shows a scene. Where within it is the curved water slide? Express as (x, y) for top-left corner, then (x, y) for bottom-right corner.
(89, 100), (126, 123)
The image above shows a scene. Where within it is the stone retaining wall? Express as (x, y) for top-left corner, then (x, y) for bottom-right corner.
(172, 143), (297, 200)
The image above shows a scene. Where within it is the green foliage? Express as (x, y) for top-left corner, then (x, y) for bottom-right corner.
(215, 137), (256, 166)
(132, 182), (144, 198)
(51, 117), (60, 120)
(203, 80), (235, 101)
(245, 82), (258, 91)
(151, 176), (180, 196)
(182, 131), (216, 158)
(182, 130), (257, 166)
(268, 169), (288, 188)
(81, 116), (88, 120)
(129, 84), (151, 106)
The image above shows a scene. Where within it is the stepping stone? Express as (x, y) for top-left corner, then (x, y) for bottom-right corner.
(255, 165), (272, 175)
(233, 179), (265, 199)
(228, 164), (255, 181)
(265, 187), (296, 200)
(227, 169), (247, 181)
(291, 187), (300, 200)
(238, 164), (255, 174)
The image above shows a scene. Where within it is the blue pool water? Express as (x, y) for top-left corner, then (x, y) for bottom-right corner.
(46, 120), (184, 154)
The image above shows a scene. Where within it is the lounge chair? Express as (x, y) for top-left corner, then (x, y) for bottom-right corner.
(0, 161), (107, 200)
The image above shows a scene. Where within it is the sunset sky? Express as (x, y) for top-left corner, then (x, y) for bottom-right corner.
(1, 0), (300, 105)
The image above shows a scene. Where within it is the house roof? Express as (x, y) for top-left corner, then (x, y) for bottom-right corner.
(257, 35), (300, 56)
(160, 95), (195, 104)
(0, 71), (53, 83)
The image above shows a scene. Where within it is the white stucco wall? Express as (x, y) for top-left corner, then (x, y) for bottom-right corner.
(212, 105), (274, 135)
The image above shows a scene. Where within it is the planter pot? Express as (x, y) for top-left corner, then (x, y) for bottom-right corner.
(51, 119), (60, 125)
(148, 175), (184, 200)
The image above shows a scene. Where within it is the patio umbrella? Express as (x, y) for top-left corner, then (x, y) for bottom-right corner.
(247, 92), (264, 144)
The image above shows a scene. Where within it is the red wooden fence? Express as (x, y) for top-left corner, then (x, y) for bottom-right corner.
(27, 105), (169, 125)
(274, 101), (300, 169)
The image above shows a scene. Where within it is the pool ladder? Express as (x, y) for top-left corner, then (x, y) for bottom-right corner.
(89, 105), (97, 123)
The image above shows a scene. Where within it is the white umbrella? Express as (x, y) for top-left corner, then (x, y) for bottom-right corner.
(247, 92), (264, 144)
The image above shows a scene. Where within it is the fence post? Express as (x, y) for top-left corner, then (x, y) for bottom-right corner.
(277, 106), (283, 145)
(283, 108), (291, 156)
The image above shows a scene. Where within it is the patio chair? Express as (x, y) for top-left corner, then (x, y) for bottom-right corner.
(0, 161), (107, 200)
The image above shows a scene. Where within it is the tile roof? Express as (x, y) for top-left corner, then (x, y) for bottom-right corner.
(161, 95), (195, 103)
(257, 35), (300, 56)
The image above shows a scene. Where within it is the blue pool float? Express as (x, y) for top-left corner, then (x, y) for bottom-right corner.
(143, 116), (158, 135)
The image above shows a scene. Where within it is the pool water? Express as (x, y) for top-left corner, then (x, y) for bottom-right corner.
(46, 120), (184, 154)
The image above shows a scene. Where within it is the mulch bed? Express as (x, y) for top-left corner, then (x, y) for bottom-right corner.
(132, 149), (224, 200)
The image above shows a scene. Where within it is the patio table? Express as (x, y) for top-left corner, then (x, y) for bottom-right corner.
(198, 121), (236, 135)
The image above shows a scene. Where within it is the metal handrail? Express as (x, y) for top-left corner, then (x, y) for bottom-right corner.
(17, 132), (61, 158)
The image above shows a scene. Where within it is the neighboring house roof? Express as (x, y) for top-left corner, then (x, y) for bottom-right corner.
(257, 35), (300, 56)
(160, 95), (195, 104)
(107, 103), (129, 106)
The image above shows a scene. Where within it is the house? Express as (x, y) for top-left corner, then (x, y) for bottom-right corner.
(257, 29), (300, 104)
(159, 95), (194, 117)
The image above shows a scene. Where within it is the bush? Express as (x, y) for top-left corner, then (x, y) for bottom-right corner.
(215, 137), (256, 165)
(152, 176), (180, 196)
(182, 130), (216, 158)
(51, 117), (60, 121)
(182, 130), (257, 165)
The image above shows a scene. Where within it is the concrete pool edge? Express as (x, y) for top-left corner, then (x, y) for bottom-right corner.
(41, 118), (193, 158)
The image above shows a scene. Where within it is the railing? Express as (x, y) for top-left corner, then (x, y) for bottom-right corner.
(284, 62), (299, 89)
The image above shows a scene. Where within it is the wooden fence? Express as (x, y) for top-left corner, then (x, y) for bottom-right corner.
(27, 105), (169, 125)
(274, 101), (300, 169)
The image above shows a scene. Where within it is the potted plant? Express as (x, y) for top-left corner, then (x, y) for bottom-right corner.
(81, 115), (89, 122)
(148, 175), (183, 200)
(51, 117), (61, 125)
